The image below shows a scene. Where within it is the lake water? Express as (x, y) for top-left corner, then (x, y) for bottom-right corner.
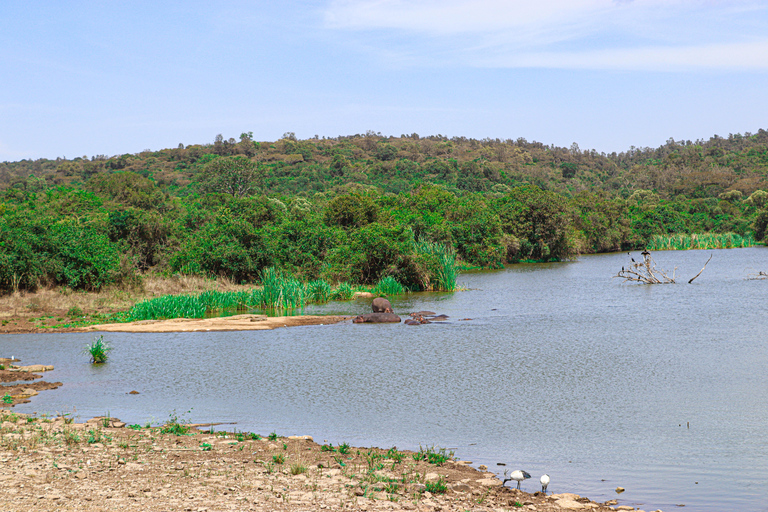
(3, 248), (768, 512)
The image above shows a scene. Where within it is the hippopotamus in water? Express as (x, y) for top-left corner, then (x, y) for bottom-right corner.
(353, 312), (401, 323)
(409, 311), (436, 317)
(372, 297), (394, 313)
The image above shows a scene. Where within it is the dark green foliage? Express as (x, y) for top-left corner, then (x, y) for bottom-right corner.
(197, 156), (264, 197)
(1, 132), (767, 295)
(323, 193), (378, 228)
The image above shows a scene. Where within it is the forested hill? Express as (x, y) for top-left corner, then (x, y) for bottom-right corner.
(2, 130), (768, 198)
(1, 130), (768, 295)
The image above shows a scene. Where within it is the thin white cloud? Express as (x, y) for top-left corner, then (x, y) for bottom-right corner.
(323, 0), (768, 70)
(492, 40), (768, 70)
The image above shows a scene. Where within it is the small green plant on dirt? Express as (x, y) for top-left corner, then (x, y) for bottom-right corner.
(413, 445), (454, 466)
(63, 429), (81, 445)
(85, 335), (112, 363)
(320, 443), (336, 452)
(101, 414), (111, 427)
(424, 478), (448, 494)
(264, 462), (275, 474)
(86, 429), (110, 444)
(338, 442), (350, 454)
(200, 443), (212, 451)
(513, 501), (524, 508)
(386, 447), (404, 463)
(384, 482), (400, 493)
(2, 394), (12, 405)
(272, 453), (285, 464)
(127, 424), (142, 430)
(247, 432), (261, 440)
(159, 409), (191, 435)
(290, 462), (307, 475)
(268, 431), (278, 441)
(0, 364), (5, 370)
(332, 456), (346, 467)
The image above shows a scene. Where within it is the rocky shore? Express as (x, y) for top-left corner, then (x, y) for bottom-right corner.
(0, 409), (662, 512)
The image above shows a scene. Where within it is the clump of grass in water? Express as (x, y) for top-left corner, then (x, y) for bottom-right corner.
(415, 240), (458, 291)
(373, 276), (405, 296)
(85, 335), (112, 363)
(126, 293), (206, 321)
(258, 267), (306, 310)
(331, 282), (354, 301)
(307, 279), (333, 303)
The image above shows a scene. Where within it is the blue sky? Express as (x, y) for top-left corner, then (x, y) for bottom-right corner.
(2, 1), (767, 161)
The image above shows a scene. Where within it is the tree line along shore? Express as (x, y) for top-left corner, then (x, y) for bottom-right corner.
(1, 130), (767, 305)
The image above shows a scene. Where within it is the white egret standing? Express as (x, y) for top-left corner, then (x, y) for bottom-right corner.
(540, 474), (550, 493)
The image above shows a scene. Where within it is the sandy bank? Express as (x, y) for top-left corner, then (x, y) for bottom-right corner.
(0, 410), (633, 512)
(84, 314), (353, 333)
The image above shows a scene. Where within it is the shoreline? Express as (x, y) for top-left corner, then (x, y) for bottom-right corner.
(84, 314), (354, 333)
(0, 314), (354, 335)
(0, 409), (630, 512)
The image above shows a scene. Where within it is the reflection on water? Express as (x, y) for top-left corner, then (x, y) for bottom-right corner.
(5, 248), (768, 512)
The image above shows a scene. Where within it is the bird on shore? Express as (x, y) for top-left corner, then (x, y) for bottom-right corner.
(503, 469), (532, 489)
(540, 474), (550, 493)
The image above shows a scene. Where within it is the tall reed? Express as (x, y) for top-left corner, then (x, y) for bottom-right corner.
(257, 267), (306, 310)
(647, 232), (756, 251)
(126, 293), (207, 321)
(330, 282), (354, 301)
(415, 241), (458, 291)
(307, 279), (332, 303)
(373, 276), (405, 296)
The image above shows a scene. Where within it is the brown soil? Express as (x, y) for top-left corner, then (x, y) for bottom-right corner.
(0, 411), (627, 512)
(84, 314), (354, 333)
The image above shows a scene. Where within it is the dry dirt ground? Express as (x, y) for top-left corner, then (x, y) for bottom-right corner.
(85, 314), (353, 333)
(0, 409), (648, 512)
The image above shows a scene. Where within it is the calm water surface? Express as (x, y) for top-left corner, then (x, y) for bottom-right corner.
(4, 248), (767, 512)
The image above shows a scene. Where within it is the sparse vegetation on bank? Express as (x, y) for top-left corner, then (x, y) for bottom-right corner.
(0, 409), (623, 512)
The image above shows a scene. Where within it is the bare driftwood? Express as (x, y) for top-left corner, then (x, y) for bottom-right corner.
(747, 271), (768, 280)
(614, 251), (712, 284)
(687, 254), (712, 284)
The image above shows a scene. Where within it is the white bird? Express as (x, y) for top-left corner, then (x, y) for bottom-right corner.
(503, 469), (532, 489)
(540, 474), (550, 493)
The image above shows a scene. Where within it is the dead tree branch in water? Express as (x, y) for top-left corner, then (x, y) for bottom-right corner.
(614, 251), (712, 284)
(747, 271), (768, 280)
(687, 254), (713, 283)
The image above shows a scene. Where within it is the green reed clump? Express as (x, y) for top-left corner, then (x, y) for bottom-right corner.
(415, 241), (458, 291)
(647, 232), (756, 251)
(330, 282), (355, 301)
(85, 335), (112, 364)
(257, 267), (306, 310)
(307, 279), (333, 303)
(373, 276), (405, 296)
(126, 293), (206, 321)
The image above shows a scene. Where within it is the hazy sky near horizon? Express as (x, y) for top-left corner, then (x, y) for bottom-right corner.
(2, 1), (767, 161)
